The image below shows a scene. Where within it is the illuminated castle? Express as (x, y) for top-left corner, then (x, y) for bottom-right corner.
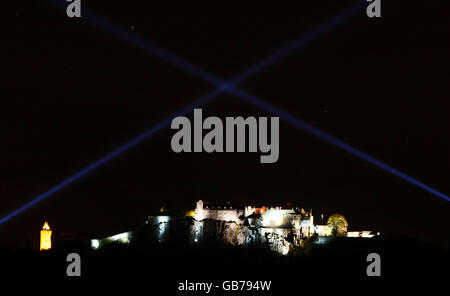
(194, 200), (315, 248)
(194, 200), (374, 238)
(40, 221), (52, 251)
(89, 200), (376, 255)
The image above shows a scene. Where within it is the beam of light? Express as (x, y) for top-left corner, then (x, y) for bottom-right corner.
(77, 0), (448, 202)
(42, 0), (224, 87)
(0, 2), (364, 226)
(0, 88), (226, 226)
(232, 3), (363, 84)
(227, 88), (450, 202)
(72, 0), (449, 202)
(43, 0), (362, 88)
(79, 0), (444, 203)
(5, 2), (447, 228)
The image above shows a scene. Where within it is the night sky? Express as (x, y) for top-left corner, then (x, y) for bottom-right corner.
(3, 1), (449, 249)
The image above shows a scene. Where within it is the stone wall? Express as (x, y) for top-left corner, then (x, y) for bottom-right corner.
(194, 200), (244, 223)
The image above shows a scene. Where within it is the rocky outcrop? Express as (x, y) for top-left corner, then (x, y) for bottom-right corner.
(263, 232), (293, 255)
(139, 216), (294, 255)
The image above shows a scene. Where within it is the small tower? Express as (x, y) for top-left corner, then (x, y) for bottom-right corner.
(40, 221), (52, 251)
(195, 200), (205, 220)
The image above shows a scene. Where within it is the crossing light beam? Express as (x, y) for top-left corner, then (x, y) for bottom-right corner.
(2, 1), (447, 227)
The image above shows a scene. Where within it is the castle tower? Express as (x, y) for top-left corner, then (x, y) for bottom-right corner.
(195, 200), (205, 220)
(40, 221), (52, 251)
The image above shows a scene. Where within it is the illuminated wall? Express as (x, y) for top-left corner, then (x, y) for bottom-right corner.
(347, 231), (375, 238)
(314, 224), (332, 236)
(194, 200), (244, 223)
(90, 231), (132, 250)
(260, 208), (302, 228)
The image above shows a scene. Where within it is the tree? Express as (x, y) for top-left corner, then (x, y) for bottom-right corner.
(327, 213), (348, 236)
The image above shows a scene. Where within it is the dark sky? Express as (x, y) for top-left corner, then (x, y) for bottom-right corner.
(3, 0), (449, 249)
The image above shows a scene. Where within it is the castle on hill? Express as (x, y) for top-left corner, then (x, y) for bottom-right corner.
(89, 200), (376, 255)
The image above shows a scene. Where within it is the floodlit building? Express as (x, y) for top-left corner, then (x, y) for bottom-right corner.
(194, 200), (316, 247)
(88, 200), (376, 255)
(194, 200), (244, 223)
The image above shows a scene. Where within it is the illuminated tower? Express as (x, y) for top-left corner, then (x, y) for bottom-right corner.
(195, 200), (205, 220)
(40, 221), (52, 251)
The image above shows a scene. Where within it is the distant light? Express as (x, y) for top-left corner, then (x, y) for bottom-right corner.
(156, 216), (170, 224)
(186, 210), (195, 217)
(91, 239), (100, 249)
